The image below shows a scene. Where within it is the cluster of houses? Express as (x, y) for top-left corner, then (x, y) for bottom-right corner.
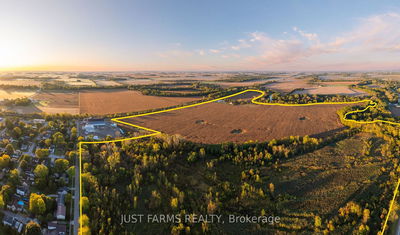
(0, 118), (70, 234)
(2, 173), (69, 234)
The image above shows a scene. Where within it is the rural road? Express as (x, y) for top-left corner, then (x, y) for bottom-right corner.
(73, 121), (80, 235)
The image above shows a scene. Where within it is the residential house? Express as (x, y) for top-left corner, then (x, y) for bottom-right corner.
(56, 192), (66, 220)
(47, 221), (67, 235)
(2, 215), (24, 233)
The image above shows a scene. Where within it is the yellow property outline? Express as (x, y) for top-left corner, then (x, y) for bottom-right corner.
(78, 89), (400, 234)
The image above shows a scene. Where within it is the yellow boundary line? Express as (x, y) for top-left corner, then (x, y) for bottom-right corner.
(77, 89), (400, 234)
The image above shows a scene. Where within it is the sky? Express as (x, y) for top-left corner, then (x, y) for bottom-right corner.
(1, 0), (400, 71)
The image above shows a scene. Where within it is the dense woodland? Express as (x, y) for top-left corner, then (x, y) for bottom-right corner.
(128, 82), (223, 97)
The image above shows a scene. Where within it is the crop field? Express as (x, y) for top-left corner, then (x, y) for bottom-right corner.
(117, 78), (157, 85)
(214, 79), (277, 88)
(32, 91), (79, 114)
(0, 90), (36, 100)
(79, 89), (200, 115)
(125, 102), (353, 143)
(0, 79), (42, 86)
(263, 78), (314, 93)
(56, 78), (97, 87)
(93, 80), (122, 87)
(293, 86), (366, 96)
(317, 81), (360, 86)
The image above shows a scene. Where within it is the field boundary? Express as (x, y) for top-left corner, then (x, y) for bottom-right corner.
(78, 89), (400, 234)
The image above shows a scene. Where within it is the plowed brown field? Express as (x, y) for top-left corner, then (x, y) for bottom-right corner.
(79, 90), (200, 115)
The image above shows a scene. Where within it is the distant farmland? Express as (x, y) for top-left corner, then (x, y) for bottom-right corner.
(125, 102), (353, 143)
(79, 89), (200, 115)
(32, 91), (79, 114)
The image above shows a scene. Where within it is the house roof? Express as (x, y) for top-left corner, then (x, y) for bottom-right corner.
(3, 215), (13, 224)
(56, 205), (66, 217)
(47, 221), (67, 235)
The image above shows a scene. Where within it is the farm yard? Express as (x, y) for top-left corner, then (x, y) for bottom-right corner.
(125, 102), (353, 143)
(78, 89), (200, 115)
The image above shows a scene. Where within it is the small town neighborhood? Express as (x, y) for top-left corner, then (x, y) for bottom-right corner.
(0, 116), (77, 234)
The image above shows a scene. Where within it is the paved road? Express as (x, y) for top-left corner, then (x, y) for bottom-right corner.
(73, 121), (80, 235)
(22, 142), (36, 156)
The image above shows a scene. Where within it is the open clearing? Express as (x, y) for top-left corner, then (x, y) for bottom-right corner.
(79, 89), (200, 115)
(125, 102), (353, 143)
(264, 133), (385, 217)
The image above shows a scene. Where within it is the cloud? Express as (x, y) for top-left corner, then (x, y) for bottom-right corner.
(292, 26), (319, 41)
(231, 39), (251, 50)
(157, 12), (400, 70)
(330, 12), (400, 52)
(242, 12), (400, 69)
(209, 49), (220, 53)
(245, 31), (323, 65)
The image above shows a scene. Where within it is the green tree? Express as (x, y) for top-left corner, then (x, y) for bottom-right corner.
(34, 164), (49, 188)
(8, 169), (19, 186)
(107, 152), (120, 169)
(5, 144), (14, 155)
(54, 159), (69, 174)
(52, 132), (66, 147)
(12, 127), (22, 138)
(67, 166), (75, 179)
(19, 159), (28, 170)
(81, 196), (89, 212)
(71, 127), (77, 140)
(35, 148), (49, 161)
(1, 184), (13, 203)
(44, 139), (52, 147)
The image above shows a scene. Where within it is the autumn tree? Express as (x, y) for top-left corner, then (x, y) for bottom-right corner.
(54, 159), (69, 174)
(34, 164), (49, 189)
(35, 148), (50, 161)
(5, 144), (14, 155)
(29, 193), (46, 215)
(25, 221), (41, 235)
